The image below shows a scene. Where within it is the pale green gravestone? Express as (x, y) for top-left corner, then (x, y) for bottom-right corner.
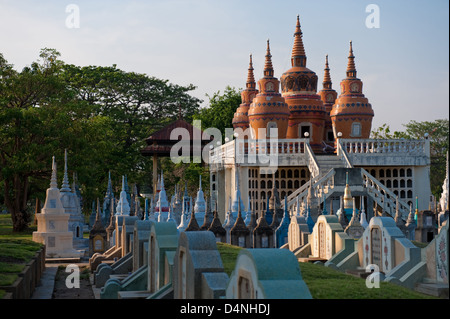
(173, 231), (228, 299)
(132, 220), (154, 272)
(148, 221), (179, 294)
(225, 248), (312, 299)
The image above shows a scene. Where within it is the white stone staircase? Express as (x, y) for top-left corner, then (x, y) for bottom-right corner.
(315, 155), (347, 176)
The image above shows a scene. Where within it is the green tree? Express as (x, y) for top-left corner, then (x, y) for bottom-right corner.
(61, 63), (202, 205)
(0, 48), (88, 231)
(194, 86), (241, 141)
(0, 49), (203, 231)
(371, 119), (449, 199)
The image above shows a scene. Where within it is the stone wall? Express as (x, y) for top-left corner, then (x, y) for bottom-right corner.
(0, 246), (46, 299)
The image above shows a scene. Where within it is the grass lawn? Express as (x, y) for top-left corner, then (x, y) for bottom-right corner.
(0, 214), (36, 240)
(0, 214), (43, 297)
(216, 242), (435, 299)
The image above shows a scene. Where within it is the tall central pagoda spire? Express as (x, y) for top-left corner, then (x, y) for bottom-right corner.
(346, 41), (357, 78)
(281, 15), (326, 150)
(263, 40), (274, 77)
(291, 15), (307, 67)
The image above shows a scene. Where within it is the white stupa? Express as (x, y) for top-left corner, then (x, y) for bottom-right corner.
(194, 175), (206, 224)
(155, 171), (170, 221)
(59, 149), (85, 247)
(33, 156), (81, 258)
(116, 176), (131, 216)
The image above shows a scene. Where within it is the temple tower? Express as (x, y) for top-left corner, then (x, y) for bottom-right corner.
(280, 15), (326, 152)
(318, 55), (338, 145)
(330, 41), (374, 139)
(233, 54), (259, 136)
(248, 40), (290, 140)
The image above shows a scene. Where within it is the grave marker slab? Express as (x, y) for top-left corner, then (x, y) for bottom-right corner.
(173, 231), (227, 299)
(225, 249), (312, 299)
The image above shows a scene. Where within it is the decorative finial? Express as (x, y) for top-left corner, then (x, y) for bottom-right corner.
(346, 40), (357, 77)
(61, 149), (70, 191)
(323, 54), (332, 87)
(246, 54), (255, 87)
(50, 156), (58, 189)
(264, 39), (274, 77)
(291, 14), (306, 67)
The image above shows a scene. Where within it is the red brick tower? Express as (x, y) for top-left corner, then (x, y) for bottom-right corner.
(330, 41), (374, 139)
(280, 15), (326, 152)
(248, 40), (290, 139)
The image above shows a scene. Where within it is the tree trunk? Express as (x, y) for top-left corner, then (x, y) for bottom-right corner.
(3, 175), (30, 232)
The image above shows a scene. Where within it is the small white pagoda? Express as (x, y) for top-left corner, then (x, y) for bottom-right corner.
(33, 156), (81, 258)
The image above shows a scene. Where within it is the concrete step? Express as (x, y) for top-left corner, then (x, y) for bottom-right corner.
(415, 282), (449, 298)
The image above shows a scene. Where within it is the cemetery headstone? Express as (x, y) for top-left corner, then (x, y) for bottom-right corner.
(225, 248), (312, 299)
(173, 231), (228, 299)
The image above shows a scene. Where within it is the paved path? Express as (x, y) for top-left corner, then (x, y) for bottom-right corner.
(31, 259), (92, 299)
(31, 265), (59, 299)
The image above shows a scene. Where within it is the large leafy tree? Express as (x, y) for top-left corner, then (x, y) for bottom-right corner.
(61, 64), (202, 201)
(0, 48), (85, 231)
(193, 86), (241, 141)
(371, 119), (449, 199)
(0, 49), (202, 231)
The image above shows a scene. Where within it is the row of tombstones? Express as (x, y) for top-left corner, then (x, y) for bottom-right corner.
(89, 215), (313, 299)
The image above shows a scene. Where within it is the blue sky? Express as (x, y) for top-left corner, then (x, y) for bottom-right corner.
(1, 0), (448, 132)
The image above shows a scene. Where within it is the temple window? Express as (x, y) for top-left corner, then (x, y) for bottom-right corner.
(351, 122), (362, 137)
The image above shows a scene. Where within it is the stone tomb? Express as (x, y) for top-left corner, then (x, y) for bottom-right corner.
(416, 221), (449, 297)
(225, 248), (312, 299)
(361, 217), (421, 277)
(121, 216), (139, 257)
(100, 220), (155, 299)
(132, 220), (153, 272)
(252, 213), (274, 248)
(415, 210), (438, 243)
(148, 221), (179, 294)
(89, 199), (108, 256)
(330, 217), (424, 289)
(295, 215), (353, 263)
(173, 231), (228, 299)
(287, 205), (310, 253)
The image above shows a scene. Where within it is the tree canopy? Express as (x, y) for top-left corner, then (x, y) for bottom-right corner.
(371, 119), (449, 199)
(0, 48), (202, 231)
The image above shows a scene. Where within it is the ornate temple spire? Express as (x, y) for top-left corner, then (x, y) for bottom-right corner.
(61, 149), (71, 192)
(346, 41), (357, 78)
(291, 15), (307, 67)
(322, 55), (332, 89)
(246, 54), (256, 89)
(263, 39), (274, 77)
